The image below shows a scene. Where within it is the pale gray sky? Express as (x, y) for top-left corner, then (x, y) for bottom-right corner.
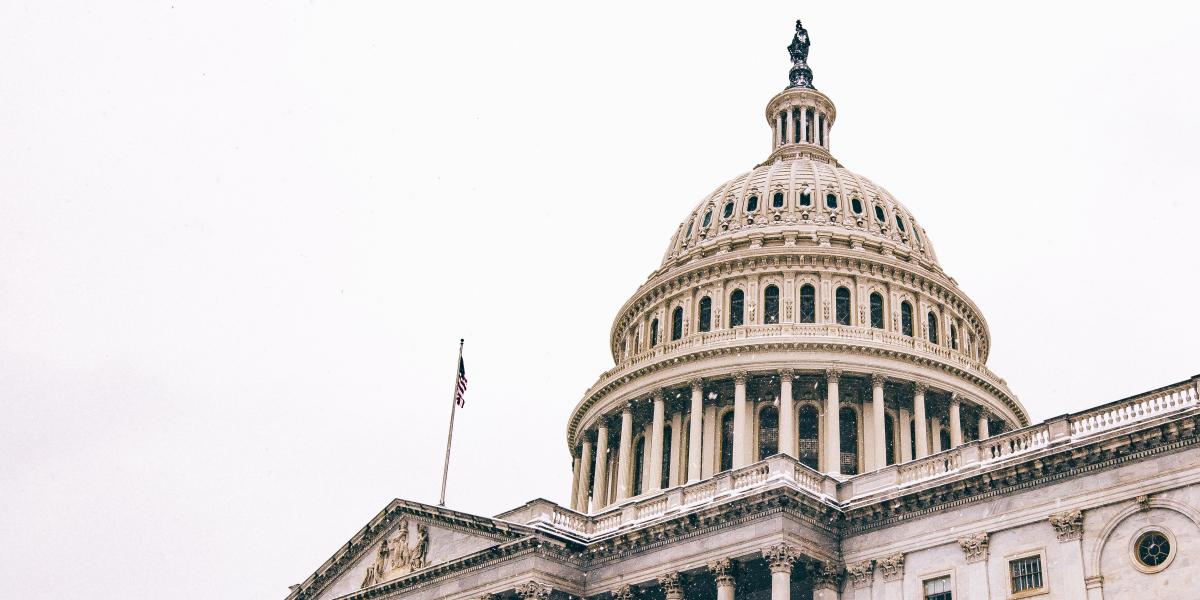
(2, 2), (1198, 599)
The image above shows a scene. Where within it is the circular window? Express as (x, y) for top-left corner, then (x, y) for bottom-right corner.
(1130, 527), (1177, 573)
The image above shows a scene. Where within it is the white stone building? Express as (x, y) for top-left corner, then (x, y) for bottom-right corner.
(286, 21), (1200, 600)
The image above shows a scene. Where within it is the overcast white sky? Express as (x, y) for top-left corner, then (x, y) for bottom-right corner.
(2, 2), (1198, 598)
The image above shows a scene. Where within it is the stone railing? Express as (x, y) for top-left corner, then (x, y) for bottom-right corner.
(981, 425), (1051, 462)
(1069, 378), (1199, 439)
(898, 448), (963, 484)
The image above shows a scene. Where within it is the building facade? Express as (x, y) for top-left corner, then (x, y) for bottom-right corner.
(286, 21), (1200, 600)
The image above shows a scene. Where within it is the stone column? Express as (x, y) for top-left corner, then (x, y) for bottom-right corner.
(1050, 509), (1089, 598)
(959, 533), (990, 599)
(978, 409), (990, 441)
(593, 423), (609, 508)
(733, 371), (749, 469)
(659, 572), (683, 600)
(569, 456), (580, 511)
(825, 369), (842, 476)
(776, 113), (784, 147)
(577, 436), (593, 512)
(785, 109), (794, 146)
(779, 369), (797, 458)
(800, 107), (809, 143)
(649, 390), (666, 492)
(809, 561), (840, 600)
(871, 374), (887, 469)
(616, 404), (634, 501)
(764, 544), (797, 600)
(913, 382), (929, 459)
(878, 553), (905, 598)
(930, 418), (942, 453)
(898, 406), (912, 463)
(708, 558), (736, 600)
(688, 379), (704, 482)
(949, 396), (963, 448)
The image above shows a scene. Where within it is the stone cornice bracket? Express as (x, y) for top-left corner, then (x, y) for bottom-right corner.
(657, 572), (683, 600)
(516, 581), (552, 600)
(707, 558), (736, 586)
(689, 378), (704, 392)
(1049, 509), (1084, 542)
(846, 559), (875, 589)
(807, 561), (841, 591)
(913, 380), (929, 394)
(610, 584), (635, 600)
(870, 373), (887, 386)
(826, 368), (842, 383)
(732, 371), (749, 385)
(877, 553), (905, 582)
(779, 368), (796, 380)
(958, 532), (989, 563)
(762, 543), (798, 573)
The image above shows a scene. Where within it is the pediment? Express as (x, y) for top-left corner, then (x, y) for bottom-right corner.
(293, 499), (537, 600)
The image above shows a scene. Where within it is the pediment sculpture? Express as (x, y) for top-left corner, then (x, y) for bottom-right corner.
(360, 517), (430, 588)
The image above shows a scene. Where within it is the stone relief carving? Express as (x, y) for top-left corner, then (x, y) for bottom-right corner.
(877, 553), (905, 581)
(359, 517), (430, 589)
(611, 584), (635, 600)
(958, 532), (989, 563)
(657, 572), (683, 600)
(762, 543), (797, 573)
(846, 559), (875, 588)
(707, 558), (736, 586)
(516, 581), (552, 600)
(808, 561), (841, 590)
(1049, 509), (1084, 542)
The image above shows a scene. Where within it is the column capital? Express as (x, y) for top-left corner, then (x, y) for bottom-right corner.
(1049, 509), (1084, 542)
(825, 368), (842, 383)
(689, 378), (704, 392)
(707, 557), (736, 586)
(778, 368), (796, 380)
(807, 561), (841, 591)
(846, 559), (875, 589)
(657, 572), (683, 599)
(515, 581), (552, 600)
(622, 402), (635, 414)
(610, 584), (635, 600)
(978, 408), (991, 420)
(762, 543), (798, 573)
(870, 373), (887, 387)
(958, 532), (989, 563)
(652, 388), (666, 402)
(877, 553), (905, 582)
(948, 393), (961, 408)
(913, 380), (929, 394)
(732, 370), (748, 384)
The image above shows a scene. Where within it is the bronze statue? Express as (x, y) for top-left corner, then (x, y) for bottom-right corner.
(787, 20), (815, 90)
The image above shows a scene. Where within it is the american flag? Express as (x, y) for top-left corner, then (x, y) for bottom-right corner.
(454, 356), (468, 407)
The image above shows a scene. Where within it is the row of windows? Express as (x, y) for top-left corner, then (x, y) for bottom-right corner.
(924, 554), (1045, 599)
(683, 191), (918, 244)
(642, 287), (968, 350)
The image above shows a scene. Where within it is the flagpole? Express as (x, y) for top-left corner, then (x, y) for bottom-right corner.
(438, 339), (464, 507)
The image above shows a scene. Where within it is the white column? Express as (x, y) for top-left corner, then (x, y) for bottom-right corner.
(949, 396), (963, 448)
(978, 409), (990, 441)
(764, 545), (796, 600)
(779, 369), (797, 458)
(785, 109), (794, 146)
(709, 559), (736, 600)
(899, 406), (912, 463)
(872, 374), (887, 468)
(800, 107), (809, 143)
(649, 390), (666, 492)
(862, 395), (875, 473)
(775, 113), (784, 148)
(577, 437), (593, 512)
(701, 403), (717, 478)
(732, 371), (748, 469)
(615, 404), (634, 501)
(825, 369), (842, 476)
(569, 457), (580, 511)
(592, 423), (609, 508)
(913, 383), (929, 459)
(688, 379), (704, 482)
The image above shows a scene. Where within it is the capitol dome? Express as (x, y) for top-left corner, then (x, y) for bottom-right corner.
(564, 21), (1026, 515)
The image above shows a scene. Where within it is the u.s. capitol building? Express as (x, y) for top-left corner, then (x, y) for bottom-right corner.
(287, 21), (1200, 600)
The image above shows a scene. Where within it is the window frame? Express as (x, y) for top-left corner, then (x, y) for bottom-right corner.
(835, 286), (852, 326)
(869, 292), (885, 329)
(670, 306), (684, 341)
(901, 301), (914, 337)
(1129, 525), (1178, 574)
(746, 194), (759, 213)
(798, 283), (816, 324)
(1005, 548), (1049, 599)
(763, 284), (780, 324)
(920, 569), (957, 600)
(772, 191), (785, 209)
(729, 289), (745, 327)
(697, 296), (713, 332)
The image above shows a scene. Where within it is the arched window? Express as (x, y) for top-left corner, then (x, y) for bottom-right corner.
(660, 425), (672, 489)
(746, 195), (759, 212)
(895, 215), (907, 232)
(851, 198), (863, 214)
(826, 193), (838, 209)
(763, 285), (780, 324)
(698, 297), (712, 332)
(719, 411), (735, 472)
(632, 437), (645, 496)
(939, 428), (951, 452)
(901, 301), (914, 337)
(927, 312), (939, 344)
(799, 191), (812, 206)
(840, 406), (858, 475)
(772, 192), (785, 208)
(702, 209), (713, 227)
(870, 292), (885, 329)
(884, 413), (896, 465)
(722, 201), (734, 219)
(874, 205), (886, 223)
(649, 318), (659, 347)
(729, 290), (744, 327)
(799, 284), (816, 323)
(950, 324), (959, 350)
(835, 286), (851, 325)
(798, 404), (819, 470)
(758, 406), (779, 459)
(671, 307), (684, 341)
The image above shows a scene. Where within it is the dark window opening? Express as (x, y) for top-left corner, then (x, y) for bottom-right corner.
(950, 324), (959, 350)
(660, 425), (672, 489)
(722, 201), (734, 219)
(874, 205), (886, 222)
(927, 312), (939, 344)
(729, 290), (745, 327)
(1009, 555), (1044, 594)
(884, 414), (896, 465)
(939, 428), (951, 451)
(798, 405), (819, 469)
(649, 318), (659, 347)
(799, 284), (816, 323)
(758, 406), (779, 459)
(702, 210), (712, 227)
(851, 198), (863, 214)
(835, 286), (851, 325)
(870, 292), (885, 329)
(632, 437), (645, 496)
(895, 215), (906, 232)
(719, 411), (735, 472)
(764, 285), (780, 324)
(671, 307), (684, 341)
(901, 302), (914, 336)
(746, 195), (759, 212)
(772, 192), (785, 208)
(826, 193), (838, 209)
(840, 406), (858, 475)
(698, 297), (712, 332)
(800, 192), (812, 206)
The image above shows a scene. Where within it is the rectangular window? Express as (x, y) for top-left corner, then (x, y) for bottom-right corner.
(924, 576), (952, 600)
(1009, 555), (1044, 594)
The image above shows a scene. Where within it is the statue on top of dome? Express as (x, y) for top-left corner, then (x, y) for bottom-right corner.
(787, 20), (815, 90)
